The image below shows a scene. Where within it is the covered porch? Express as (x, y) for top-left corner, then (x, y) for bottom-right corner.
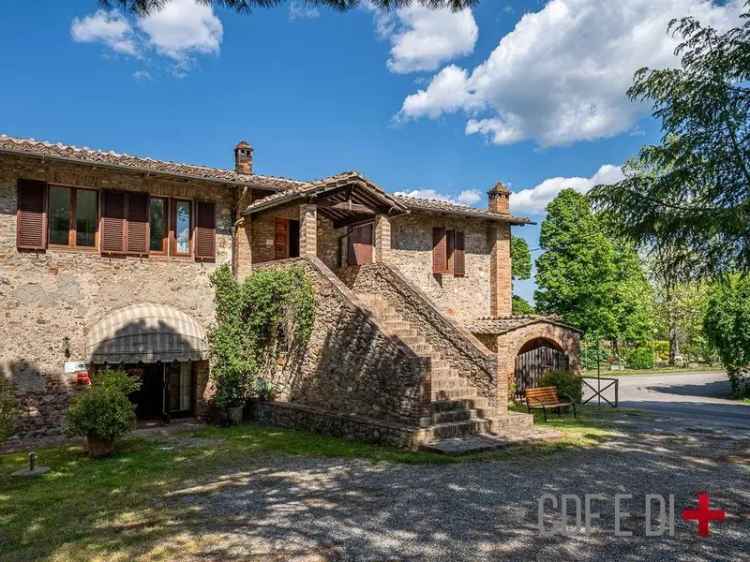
(238, 172), (408, 274)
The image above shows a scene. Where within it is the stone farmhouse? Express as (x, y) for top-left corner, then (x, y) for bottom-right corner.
(0, 135), (581, 446)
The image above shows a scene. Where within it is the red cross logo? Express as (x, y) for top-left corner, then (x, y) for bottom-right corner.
(682, 492), (726, 537)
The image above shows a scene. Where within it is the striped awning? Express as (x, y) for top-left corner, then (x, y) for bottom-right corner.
(87, 303), (209, 364)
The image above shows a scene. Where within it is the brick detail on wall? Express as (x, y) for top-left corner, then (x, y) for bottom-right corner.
(374, 214), (391, 263)
(300, 204), (317, 258)
(490, 222), (512, 317)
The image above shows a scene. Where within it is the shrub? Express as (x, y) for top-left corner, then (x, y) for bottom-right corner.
(625, 346), (654, 370)
(539, 370), (583, 403)
(65, 370), (140, 442)
(208, 264), (314, 412)
(704, 275), (750, 397)
(0, 379), (17, 444)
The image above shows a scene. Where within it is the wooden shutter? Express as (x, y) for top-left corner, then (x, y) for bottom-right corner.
(432, 227), (447, 274)
(274, 218), (289, 260)
(126, 192), (148, 254)
(446, 229), (455, 273)
(101, 190), (126, 254)
(195, 201), (216, 261)
(16, 179), (47, 250)
(454, 230), (465, 277)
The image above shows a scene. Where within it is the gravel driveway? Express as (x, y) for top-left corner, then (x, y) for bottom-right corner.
(162, 414), (749, 561)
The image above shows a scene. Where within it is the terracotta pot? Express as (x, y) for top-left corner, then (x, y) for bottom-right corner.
(87, 435), (115, 458)
(227, 405), (244, 425)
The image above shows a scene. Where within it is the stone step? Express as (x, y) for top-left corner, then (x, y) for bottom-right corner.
(420, 435), (512, 455)
(426, 419), (492, 440)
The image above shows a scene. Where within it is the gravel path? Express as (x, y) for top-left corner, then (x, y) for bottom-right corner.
(162, 415), (750, 561)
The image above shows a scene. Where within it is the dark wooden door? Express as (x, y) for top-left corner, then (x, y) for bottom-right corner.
(514, 344), (569, 397)
(347, 223), (373, 265)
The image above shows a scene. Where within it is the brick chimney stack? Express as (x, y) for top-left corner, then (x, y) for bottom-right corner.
(488, 181), (510, 214)
(234, 141), (253, 175)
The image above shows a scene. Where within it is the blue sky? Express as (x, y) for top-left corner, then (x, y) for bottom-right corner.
(2, 0), (743, 302)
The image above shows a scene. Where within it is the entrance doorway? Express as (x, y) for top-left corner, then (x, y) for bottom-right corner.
(514, 339), (569, 398)
(122, 363), (195, 420)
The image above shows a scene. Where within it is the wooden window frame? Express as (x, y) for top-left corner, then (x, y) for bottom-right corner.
(47, 185), (99, 252)
(170, 198), (193, 257)
(148, 196), (169, 256)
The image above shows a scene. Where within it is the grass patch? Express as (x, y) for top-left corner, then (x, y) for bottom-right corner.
(582, 366), (724, 377)
(0, 415), (619, 561)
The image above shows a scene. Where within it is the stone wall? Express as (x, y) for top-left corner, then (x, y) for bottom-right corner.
(0, 154), (234, 439)
(349, 263), (499, 407)
(254, 401), (423, 449)
(388, 213), (498, 322)
(255, 257), (428, 425)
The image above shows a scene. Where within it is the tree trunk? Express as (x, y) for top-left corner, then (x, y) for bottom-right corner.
(668, 323), (680, 366)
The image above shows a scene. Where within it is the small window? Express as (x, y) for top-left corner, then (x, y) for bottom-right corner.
(75, 189), (97, 247)
(149, 197), (167, 253)
(173, 199), (192, 256)
(48, 186), (71, 245)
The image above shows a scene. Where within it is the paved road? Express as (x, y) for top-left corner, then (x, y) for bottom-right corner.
(582, 371), (750, 429)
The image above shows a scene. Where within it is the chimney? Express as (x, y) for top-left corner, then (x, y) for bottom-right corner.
(488, 181), (510, 214)
(234, 140), (253, 175)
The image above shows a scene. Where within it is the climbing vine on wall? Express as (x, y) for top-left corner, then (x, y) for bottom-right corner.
(208, 264), (315, 408)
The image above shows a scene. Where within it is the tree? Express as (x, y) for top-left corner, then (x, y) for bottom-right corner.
(535, 189), (654, 347)
(590, 5), (750, 278)
(510, 235), (534, 315)
(100, 0), (477, 15)
(704, 275), (750, 397)
(511, 236), (531, 281)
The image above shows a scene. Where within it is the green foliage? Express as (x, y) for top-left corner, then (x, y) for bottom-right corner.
(704, 275), (750, 396)
(625, 346), (655, 370)
(208, 264), (314, 410)
(0, 379), (17, 444)
(590, 7), (750, 277)
(580, 340), (609, 370)
(512, 295), (535, 315)
(539, 370), (583, 403)
(535, 189), (655, 343)
(65, 370), (140, 442)
(511, 236), (532, 280)
(105, 1), (479, 17)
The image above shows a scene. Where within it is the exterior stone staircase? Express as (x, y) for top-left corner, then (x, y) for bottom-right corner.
(356, 293), (534, 446)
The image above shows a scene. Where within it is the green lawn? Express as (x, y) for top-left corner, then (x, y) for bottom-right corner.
(0, 412), (618, 561)
(581, 366), (724, 377)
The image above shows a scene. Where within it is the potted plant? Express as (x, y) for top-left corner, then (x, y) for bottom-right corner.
(65, 370), (140, 458)
(213, 366), (253, 425)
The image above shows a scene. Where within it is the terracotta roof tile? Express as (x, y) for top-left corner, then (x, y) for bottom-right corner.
(0, 134), (305, 190)
(392, 194), (532, 225)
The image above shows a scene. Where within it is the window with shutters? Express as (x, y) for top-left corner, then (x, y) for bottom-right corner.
(16, 179), (47, 251)
(432, 226), (448, 274)
(172, 199), (192, 256)
(149, 197), (168, 254)
(46, 186), (98, 249)
(454, 230), (465, 277)
(194, 201), (216, 261)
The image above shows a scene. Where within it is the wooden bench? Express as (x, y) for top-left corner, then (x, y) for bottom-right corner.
(525, 386), (576, 422)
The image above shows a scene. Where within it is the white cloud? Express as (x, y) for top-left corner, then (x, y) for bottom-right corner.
(133, 70), (152, 80)
(399, 0), (744, 146)
(395, 188), (483, 207)
(71, 10), (139, 56)
(370, 5), (478, 74)
(71, 0), (222, 71)
(138, 0), (222, 62)
(510, 164), (625, 215)
(289, 1), (320, 21)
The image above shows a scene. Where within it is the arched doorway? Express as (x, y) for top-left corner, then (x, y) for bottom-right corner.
(514, 338), (569, 397)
